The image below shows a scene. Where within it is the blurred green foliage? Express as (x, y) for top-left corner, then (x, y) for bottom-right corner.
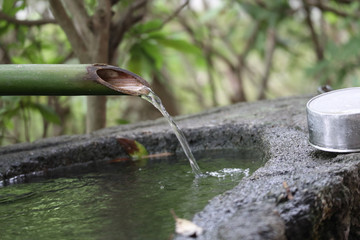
(0, 0), (360, 146)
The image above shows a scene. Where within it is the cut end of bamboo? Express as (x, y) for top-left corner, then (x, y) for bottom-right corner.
(89, 63), (151, 96)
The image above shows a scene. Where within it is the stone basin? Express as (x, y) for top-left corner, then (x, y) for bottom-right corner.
(0, 95), (359, 240)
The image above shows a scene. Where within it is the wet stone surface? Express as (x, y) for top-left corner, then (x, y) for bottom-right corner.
(1, 95), (360, 240)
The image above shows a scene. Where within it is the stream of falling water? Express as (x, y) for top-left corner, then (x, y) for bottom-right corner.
(141, 88), (202, 177)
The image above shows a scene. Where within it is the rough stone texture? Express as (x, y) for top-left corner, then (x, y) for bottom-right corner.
(217, 203), (286, 240)
(0, 95), (360, 240)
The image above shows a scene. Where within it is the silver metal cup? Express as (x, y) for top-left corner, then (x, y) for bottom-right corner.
(306, 87), (360, 152)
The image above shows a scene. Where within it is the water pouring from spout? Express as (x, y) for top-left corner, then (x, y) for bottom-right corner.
(140, 87), (202, 177)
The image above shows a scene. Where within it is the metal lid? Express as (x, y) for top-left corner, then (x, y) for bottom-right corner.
(306, 87), (360, 152)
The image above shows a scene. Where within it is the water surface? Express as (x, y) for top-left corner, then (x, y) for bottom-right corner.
(0, 149), (264, 240)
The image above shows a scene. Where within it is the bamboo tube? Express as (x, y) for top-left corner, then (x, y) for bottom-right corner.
(0, 64), (151, 96)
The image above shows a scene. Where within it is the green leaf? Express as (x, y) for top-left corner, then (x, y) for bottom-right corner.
(0, 96), (22, 120)
(2, 0), (16, 15)
(28, 103), (61, 125)
(0, 96), (22, 103)
(0, 106), (18, 119)
(116, 138), (149, 160)
(147, 31), (167, 39)
(134, 141), (149, 159)
(141, 19), (163, 32)
(4, 118), (14, 130)
(156, 38), (201, 55)
(127, 44), (147, 75)
(132, 20), (163, 34)
(141, 40), (164, 70)
(116, 119), (130, 125)
(2, 0), (26, 16)
(0, 23), (11, 36)
(21, 41), (45, 63)
(16, 25), (28, 45)
(324, 12), (338, 24)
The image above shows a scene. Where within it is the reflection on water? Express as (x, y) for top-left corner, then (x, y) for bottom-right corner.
(0, 149), (264, 240)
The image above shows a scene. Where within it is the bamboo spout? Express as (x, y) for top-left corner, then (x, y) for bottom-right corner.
(0, 64), (151, 96)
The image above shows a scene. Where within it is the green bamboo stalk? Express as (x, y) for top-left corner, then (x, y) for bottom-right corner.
(0, 64), (150, 96)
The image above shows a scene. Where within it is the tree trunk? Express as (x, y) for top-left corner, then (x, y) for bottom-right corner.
(50, 0), (111, 133)
(258, 28), (276, 100)
(86, 96), (107, 132)
(85, 0), (111, 133)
